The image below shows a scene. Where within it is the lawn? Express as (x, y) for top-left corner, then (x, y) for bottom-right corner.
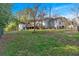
(0, 29), (79, 56)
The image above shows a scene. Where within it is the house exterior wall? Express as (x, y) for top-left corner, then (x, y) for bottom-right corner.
(43, 20), (49, 28)
(43, 19), (56, 28)
(43, 18), (65, 29)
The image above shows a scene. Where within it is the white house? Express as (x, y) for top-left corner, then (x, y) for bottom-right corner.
(42, 17), (67, 29)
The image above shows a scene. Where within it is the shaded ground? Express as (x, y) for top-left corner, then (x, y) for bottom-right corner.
(0, 30), (79, 56)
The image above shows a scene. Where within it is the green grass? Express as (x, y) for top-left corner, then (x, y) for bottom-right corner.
(1, 30), (79, 56)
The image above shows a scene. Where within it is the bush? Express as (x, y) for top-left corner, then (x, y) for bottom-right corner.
(5, 21), (18, 32)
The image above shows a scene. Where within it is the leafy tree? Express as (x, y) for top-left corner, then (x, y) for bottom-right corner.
(0, 3), (12, 28)
(0, 4), (12, 37)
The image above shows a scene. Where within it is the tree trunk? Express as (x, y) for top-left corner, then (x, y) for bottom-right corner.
(77, 26), (79, 32)
(34, 17), (36, 32)
(0, 27), (4, 39)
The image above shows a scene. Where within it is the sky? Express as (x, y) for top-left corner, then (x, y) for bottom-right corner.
(11, 3), (79, 19)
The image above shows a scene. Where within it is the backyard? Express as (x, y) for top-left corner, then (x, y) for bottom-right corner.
(0, 29), (79, 56)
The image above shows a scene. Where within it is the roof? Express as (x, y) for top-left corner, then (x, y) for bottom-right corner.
(44, 17), (68, 21)
(22, 17), (69, 23)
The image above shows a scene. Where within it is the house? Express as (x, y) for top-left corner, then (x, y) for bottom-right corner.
(18, 22), (26, 31)
(42, 17), (68, 29)
(72, 17), (79, 26)
(18, 16), (69, 29)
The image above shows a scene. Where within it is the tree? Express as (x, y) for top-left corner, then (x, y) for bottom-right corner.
(32, 4), (40, 31)
(16, 4), (40, 31)
(0, 4), (12, 37)
(28, 4), (40, 31)
(71, 4), (79, 31)
(48, 6), (60, 29)
(38, 7), (46, 29)
(0, 4), (12, 28)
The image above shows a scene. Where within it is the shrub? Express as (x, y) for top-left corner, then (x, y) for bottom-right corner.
(5, 21), (18, 32)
